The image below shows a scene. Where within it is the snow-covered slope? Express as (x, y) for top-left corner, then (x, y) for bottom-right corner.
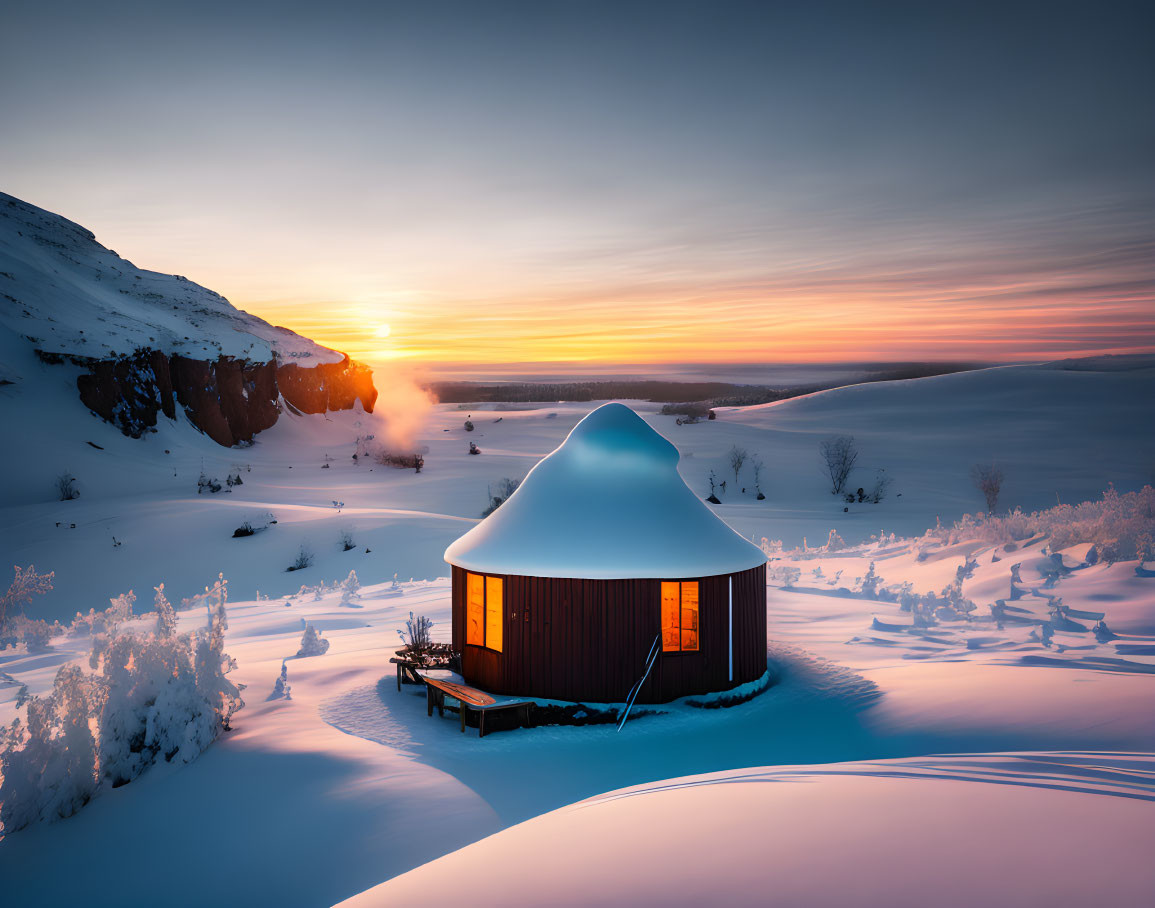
(444, 402), (766, 578)
(342, 753), (1155, 908)
(0, 192), (338, 367)
(0, 192), (376, 446)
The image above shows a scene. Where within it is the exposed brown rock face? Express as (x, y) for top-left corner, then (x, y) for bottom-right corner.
(74, 350), (376, 446)
(277, 356), (378, 415)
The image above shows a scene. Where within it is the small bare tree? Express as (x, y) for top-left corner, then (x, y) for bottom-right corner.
(56, 472), (78, 501)
(820, 435), (858, 495)
(706, 470), (721, 504)
(750, 456), (765, 500)
(728, 445), (748, 486)
(971, 463), (1004, 513)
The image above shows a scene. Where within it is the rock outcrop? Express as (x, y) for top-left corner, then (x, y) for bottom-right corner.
(74, 349), (376, 447)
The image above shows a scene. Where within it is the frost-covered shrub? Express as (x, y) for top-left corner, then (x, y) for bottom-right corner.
(154, 584), (177, 637)
(0, 584), (242, 833)
(20, 620), (55, 653)
(0, 565), (55, 641)
(397, 612), (433, 651)
(339, 570), (361, 606)
(823, 529), (846, 552)
(197, 472), (223, 494)
(270, 661), (291, 700)
(925, 486), (1155, 562)
(858, 563), (882, 598)
(65, 589), (136, 640)
(296, 624), (330, 657)
(338, 528), (356, 551)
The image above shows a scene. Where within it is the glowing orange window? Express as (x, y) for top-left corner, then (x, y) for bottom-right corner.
(485, 576), (504, 653)
(466, 572), (485, 646)
(465, 572), (504, 652)
(661, 581), (699, 652)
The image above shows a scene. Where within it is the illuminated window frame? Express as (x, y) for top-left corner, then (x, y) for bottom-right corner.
(660, 580), (700, 653)
(465, 572), (504, 653)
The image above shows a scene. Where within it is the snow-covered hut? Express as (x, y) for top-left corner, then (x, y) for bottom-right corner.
(444, 402), (767, 703)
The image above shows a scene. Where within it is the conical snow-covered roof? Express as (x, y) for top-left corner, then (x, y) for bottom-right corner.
(444, 403), (767, 579)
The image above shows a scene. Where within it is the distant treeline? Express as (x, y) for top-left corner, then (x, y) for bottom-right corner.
(427, 363), (984, 406)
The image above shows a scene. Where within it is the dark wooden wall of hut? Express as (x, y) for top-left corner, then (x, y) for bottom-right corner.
(450, 563), (766, 704)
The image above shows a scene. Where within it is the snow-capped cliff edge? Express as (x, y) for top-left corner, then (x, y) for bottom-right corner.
(0, 192), (376, 445)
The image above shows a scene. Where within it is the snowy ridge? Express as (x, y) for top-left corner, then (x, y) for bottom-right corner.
(444, 402), (768, 579)
(0, 192), (341, 366)
(341, 752), (1155, 907)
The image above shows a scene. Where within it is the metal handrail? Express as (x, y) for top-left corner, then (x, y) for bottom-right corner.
(617, 633), (661, 732)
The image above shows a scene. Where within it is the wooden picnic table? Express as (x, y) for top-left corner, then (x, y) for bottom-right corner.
(423, 676), (533, 737)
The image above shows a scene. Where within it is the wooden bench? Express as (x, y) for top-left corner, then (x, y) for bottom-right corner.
(422, 676), (533, 737)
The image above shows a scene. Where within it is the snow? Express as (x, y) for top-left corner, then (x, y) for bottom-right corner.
(444, 402), (767, 578)
(0, 355), (1152, 907)
(340, 753), (1155, 908)
(0, 193), (341, 368)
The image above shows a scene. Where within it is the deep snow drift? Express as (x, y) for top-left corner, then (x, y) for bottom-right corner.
(343, 753), (1155, 908)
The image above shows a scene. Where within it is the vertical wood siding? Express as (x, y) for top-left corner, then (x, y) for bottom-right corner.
(451, 563), (767, 704)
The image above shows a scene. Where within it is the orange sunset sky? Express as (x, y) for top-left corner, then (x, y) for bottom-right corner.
(3, 3), (1152, 369)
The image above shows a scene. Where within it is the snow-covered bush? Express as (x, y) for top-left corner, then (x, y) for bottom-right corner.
(338, 527), (356, 551)
(924, 486), (1155, 562)
(858, 563), (882, 598)
(296, 624), (330, 657)
(154, 583), (177, 637)
(0, 565), (55, 641)
(397, 612), (433, 651)
(197, 472), (223, 494)
(0, 582), (243, 833)
(822, 529), (846, 552)
(339, 570), (361, 606)
(270, 661), (292, 700)
(20, 620), (55, 653)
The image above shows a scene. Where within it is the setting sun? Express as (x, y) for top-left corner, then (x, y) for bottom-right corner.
(373, 324), (391, 339)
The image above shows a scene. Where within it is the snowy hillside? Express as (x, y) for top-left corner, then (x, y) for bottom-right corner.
(1, 357), (1151, 619)
(0, 355), (1151, 907)
(0, 192), (340, 369)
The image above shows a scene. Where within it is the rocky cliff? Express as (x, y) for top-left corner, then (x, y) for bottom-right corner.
(1, 192), (378, 447)
(71, 349), (376, 447)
